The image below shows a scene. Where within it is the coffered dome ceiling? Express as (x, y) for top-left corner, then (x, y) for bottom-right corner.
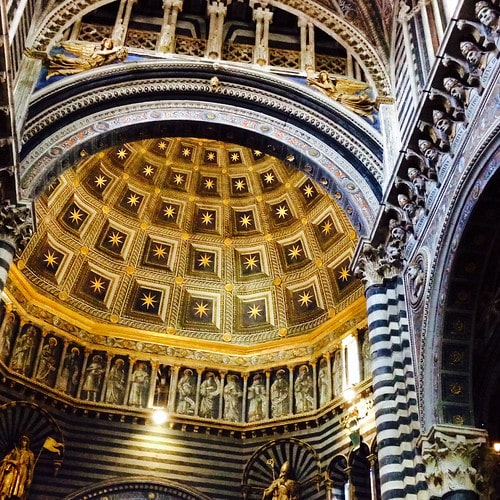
(13, 137), (363, 352)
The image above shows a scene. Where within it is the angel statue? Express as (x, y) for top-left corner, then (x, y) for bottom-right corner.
(45, 38), (128, 79)
(306, 68), (377, 122)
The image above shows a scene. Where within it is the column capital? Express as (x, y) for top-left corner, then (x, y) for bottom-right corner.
(353, 242), (401, 289)
(0, 202), (33, 254)
(420, 424), (490, 497)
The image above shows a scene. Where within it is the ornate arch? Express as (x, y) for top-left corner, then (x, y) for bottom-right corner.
(20, 62), (383, 238)
(65, 476), (214, 500)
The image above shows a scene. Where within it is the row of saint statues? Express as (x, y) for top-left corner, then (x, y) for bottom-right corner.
(0, 312), (370, 421)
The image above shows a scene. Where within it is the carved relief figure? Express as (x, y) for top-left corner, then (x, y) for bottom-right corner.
(10, 326), (38, 376)
(332, 350), (343, 397)
(262, 461), (300, 500)
(271, 369), (289, 418)
(45, 38), (128, 79)
(294, 365), (314, 413)
(82, 354), (105, 402)
(0, 436), (35, 500)
(35, 336), (58, 385)
(128, 362), (150, 408)
(318, 358), (330, 407)
(0, 313), (17, 362)
(56, 346), (81, 396)
(199, 371), (221, 419)
(105, 358), (126, 405)
(176, 368), (195, 415)
(154, 365), (170, 407)
(223, 374), (242, 422)
(247, 373), (267, 422)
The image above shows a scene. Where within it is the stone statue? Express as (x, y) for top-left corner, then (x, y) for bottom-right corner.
(294, 365), (314, 413)
(82, 354), (105, 402)
(262, 461), (300, 500)
(105, 358), (126, 405)
(306, 68), (377, 121)
(35, 336), (58, 385)
(270, 369), (289, 418)
(223, 374), (242, 422)
(318, 358), (330, 406)
(45, 38), (128, 79)
(128, 362), (149, 408)
(247, 373), (267, 422)
(10, 326), (38, 376)
(56, 346), (80, 396)
(176, 368), (196, 415)
(199, 371), (220, 418)
(0, 436), (35, 500)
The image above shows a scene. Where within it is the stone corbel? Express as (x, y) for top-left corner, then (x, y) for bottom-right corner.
(420, 424), (490, 498)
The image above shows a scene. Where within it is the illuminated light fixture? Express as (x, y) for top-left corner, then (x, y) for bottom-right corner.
(493, 442), (500, 454)
(152, 409), (169, 425)
(343, 386), (356, 403)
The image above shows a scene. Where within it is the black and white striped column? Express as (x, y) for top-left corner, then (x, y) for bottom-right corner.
(365, 277), (426, 499)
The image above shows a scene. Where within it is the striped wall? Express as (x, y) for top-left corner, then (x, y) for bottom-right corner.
(365, 278), (426, 500)
(0, 383), (377, 500)
(0, 240), (15, 295)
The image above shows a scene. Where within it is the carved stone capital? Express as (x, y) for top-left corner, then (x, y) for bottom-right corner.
(353, 242), (401, 288)
(420, 424), (489, 498)
(0, 202), (33, 255)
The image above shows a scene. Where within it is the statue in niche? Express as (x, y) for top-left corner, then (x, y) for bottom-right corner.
(154, 365), (170, 407)
(361, 333), (371, 380)
(306, 68), (377, 122)
(56, 346), (81, 396)
(407, 260), (426, 303)
(262, 461), (300, 500)
(10, 325), (38, 376)
(128, 362), (150, 408)
(0, 435), (35, 500)
(270, 369), (289, 418)
(35, 336), (58, 385)
(45, 38), (128, 79)
(332, 350), (343, 397)
(247, 373), (267, 422)
(0, 312), (18, 362)
(318, 358), (330, 407)
(82, 354), (105, 402)
(223, 374), (242, 422)
(199, 372), (221, 419)
(294, 365), (314, 413)
(105, 358), (126, 405)
(176, 368), (196, 415)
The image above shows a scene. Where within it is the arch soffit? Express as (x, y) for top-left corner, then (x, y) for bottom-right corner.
(30, 0), (390, 95)
(419, 138), (500, 431)
(20, 67), (383, 237)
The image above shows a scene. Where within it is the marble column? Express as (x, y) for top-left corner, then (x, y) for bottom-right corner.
(206, 1), (227, 60)
(298, 16), (315, 71)
(252, 6), (273, 66)
(157, 0), (183, 53)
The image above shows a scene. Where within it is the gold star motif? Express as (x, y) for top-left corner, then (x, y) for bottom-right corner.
(321, 220), (333, 235)
(298, 291), (313, 307)
(247, 304), (262, 319)
(153, 245), (167, 259)
(198, 253), (212, 268)
(201, 211), (214, 225)
(182, 147), (192, 157)
(143, 165), (154, 176)
(234, 179), (246, 191)
(244, 255), (259, 270)
(90, 276), (105, 294)
(264, 172), (275, 184)
(127, 193), (141, 206)
(206, 151), (216, 161)
(253, 150), (263, 157)
(194, 301), (209, 318)
(43, 250), (58, 268)
(108, 231), (123, 247)
(339, 267), (351, 281)
(303, 184), (315, 198)
(158, 141), (167, 150)
(94, 175), (107, 188)
(141, 292), (158, 309)
(163, 205), (176, 218)
(117, 148), (128, 160)
(239, 214), (252, 228)
(69, 208), (83, 224)
(230, 152), (240, 162)
(288, 245), (302, 260)
(276, 205), (288, 218)
(173, 173), (185, 185)
(204, 178), (215, 190)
